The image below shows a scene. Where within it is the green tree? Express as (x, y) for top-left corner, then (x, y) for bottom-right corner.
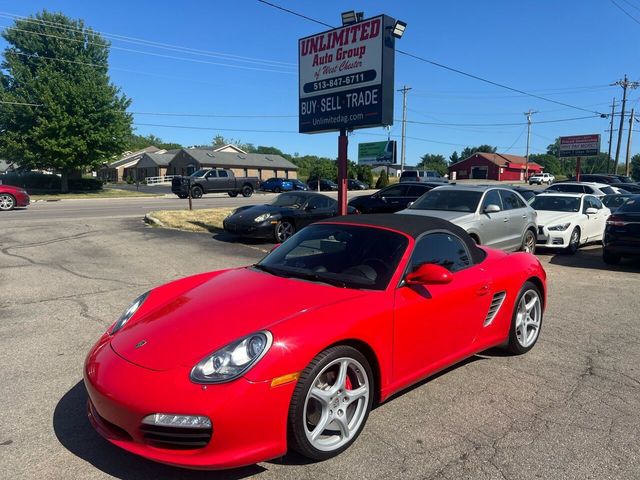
(125, 133), (182, 151)
(449, 151), (460, 164)
(528, 154), (562, 176)
(212, 134), (255, 152)
(546, 138), (560, 157)
(417, 153), (448, 175)
(0, 11), (132, 192)
(459, 144), (497, 160)
(375, 169), (389, 188)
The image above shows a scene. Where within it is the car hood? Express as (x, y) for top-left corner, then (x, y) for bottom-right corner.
(398, 209), (475, 224)
(535, 210), (577, 226)
(110, 268), (366, 371)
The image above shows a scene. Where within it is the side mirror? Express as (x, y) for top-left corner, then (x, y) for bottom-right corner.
(483, 204), (501, 213)
(405, 264), (453, 286)
(306, 204), (317, 211)
(585, 207), (598, 215)
(407, 201), (414, 208)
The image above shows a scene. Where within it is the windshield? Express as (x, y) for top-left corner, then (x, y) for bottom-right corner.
(190, 169), (208, 178)
(270, 193), (308, 208)
(600, 186), (616, 195)
(617, 197), (640, 213)
(256, 224), (408, 290)
(531, 195), (580, 212)
(410, 189), (482, 212)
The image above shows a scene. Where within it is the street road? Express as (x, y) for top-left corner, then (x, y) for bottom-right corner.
(1, 212), (639, 479)
(1, 190), (375, 221)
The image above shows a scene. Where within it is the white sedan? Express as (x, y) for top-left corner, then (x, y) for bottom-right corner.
(531, 193), (611, 254)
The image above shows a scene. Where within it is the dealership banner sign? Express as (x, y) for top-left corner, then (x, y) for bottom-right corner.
(298, 15), (396, 133)
(558, 134), (601, 158)
(358, 140), (397, 164)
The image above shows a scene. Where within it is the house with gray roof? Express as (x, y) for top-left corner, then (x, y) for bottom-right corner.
(133, 152), (176, 181)
(97, 146), (162, 182)
(168, 148), (299, 180)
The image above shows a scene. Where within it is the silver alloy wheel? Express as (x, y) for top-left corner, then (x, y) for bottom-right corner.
(0, 193), (15, 211)
(275, 221), (294, 242)
(303, 357), (370, 452)
(569, 228), (580, 252)
(515, 289), (542, 348)
(522, 230), (536, 253)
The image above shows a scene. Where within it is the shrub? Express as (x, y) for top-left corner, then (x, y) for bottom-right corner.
(0, 172), (103, 192)
(375, 170), (389, 189)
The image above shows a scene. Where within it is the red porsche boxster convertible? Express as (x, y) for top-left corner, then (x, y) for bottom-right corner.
(84, 214), (546, 469)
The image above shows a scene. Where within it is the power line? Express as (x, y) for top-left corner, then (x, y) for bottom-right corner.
(400, 115), (602, 127)
(0, 25), (296, 74)
(134, 122), (298, 134)
(255, 0), (607, 116)
(609, 0), (640, 25)
(502, 126), (527, 153)
(0, 11), (296, 68)
(621, 0), (640, 12)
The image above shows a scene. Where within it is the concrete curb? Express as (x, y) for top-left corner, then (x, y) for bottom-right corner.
(144, 213), (166, 228)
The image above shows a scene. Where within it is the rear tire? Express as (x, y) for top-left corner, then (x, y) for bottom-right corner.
(274, 187), (281, 193)
(177, 194), (188, 199)
(603, 250), (621, 265)
(520, 229), (536, 254)
(190, 186), (203, 199)
(288, 345), (373, 460)
(506, 281), (543, 355)
(0, 193), (16, 211)
(242, 185), (254, 197)
(228, 191), (238, 198)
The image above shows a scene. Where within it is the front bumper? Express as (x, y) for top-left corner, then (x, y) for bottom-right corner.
(536, 225), (571, 248)
(83, 334), (294, 469)
(222, 218), (275, 238)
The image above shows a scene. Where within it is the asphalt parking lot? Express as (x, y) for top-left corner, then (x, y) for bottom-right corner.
(1, 207), (639, 479)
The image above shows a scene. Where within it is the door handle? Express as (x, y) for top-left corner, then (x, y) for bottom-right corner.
(476, 284), (490, 296)
(522, 215), (527, 219)
(503, 218), (509, 222)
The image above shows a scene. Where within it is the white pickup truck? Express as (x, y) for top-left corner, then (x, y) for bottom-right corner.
(529, 172), (555, 185)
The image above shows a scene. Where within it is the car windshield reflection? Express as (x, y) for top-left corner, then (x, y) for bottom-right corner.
(410, 190), (483, 212)
(531, 196), (580, 212)
(255, 224), (408, 290)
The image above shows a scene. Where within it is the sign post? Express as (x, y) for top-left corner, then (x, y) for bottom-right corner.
(558, 134), (601, 182)
(299, 15), (397, 215)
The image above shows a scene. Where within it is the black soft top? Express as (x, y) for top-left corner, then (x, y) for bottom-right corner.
(320, 213), (486, 264)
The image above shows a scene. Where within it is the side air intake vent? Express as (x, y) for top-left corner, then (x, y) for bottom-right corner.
(484, 291), (506, 327)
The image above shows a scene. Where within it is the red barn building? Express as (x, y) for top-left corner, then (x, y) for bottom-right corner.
(448, 152), (543, 181)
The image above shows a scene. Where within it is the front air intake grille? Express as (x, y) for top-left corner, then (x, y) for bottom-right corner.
(538, 226), (544, 235)
(484, 291), (507, 327)
(140, 424), (212, 450)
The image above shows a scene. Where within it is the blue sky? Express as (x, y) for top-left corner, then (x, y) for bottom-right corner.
(1, 0), (639, 165)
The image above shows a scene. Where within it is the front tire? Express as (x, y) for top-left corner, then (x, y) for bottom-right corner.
(566, 227), (580, 254)
(288, 346), (373, 460)
(506, 281), (543, 354)
(242, 185), (254, 197)
(520, 229), (536, 254)
(0, 193), (16, 211)
(228, 191), (238, 197)
(274, 187), (281, 193)
(274, 220), (295, 242)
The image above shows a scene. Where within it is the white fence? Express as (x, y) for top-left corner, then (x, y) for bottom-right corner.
(145, 175), (176, 185)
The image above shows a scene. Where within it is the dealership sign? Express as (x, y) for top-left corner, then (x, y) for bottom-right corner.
(358, 140), (397, 164)
(298, 15), (396, 133)
(558, 134), (601, 158)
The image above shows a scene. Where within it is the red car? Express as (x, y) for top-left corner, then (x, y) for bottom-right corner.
(84, 214), (546, 469)
(0, 184), (30, 211)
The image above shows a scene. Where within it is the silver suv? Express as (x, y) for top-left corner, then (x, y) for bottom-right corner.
(399, 170), (447, 183)
(398, 185), (538, 253)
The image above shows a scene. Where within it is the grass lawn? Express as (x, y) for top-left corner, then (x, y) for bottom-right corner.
(146, 208), (234, 233)
(30, 188), (162, 200)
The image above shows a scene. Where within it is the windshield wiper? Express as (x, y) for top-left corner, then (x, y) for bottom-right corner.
(252, 264), (290, 278)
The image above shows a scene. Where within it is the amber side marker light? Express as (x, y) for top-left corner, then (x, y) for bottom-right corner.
(271, 372), (301, 387)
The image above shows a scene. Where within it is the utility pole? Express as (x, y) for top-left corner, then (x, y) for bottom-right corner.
(607, 98), (616, 173)
(613, 75), (640, 173)
(524, 109), (537, 181)
(625, 108), (635, 177)
(398, 85), (411, 173)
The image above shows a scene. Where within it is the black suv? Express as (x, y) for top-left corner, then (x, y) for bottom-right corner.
(348, 182), (440, 214)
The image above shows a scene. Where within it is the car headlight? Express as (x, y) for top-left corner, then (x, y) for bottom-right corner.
(548, 223), (571, 231)
(254, 213), (272, 223)
(190, 331), (273, 384)
(111, 292), (149, 334)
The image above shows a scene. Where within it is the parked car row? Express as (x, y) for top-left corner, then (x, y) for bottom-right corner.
(0, 184), (30, 211)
